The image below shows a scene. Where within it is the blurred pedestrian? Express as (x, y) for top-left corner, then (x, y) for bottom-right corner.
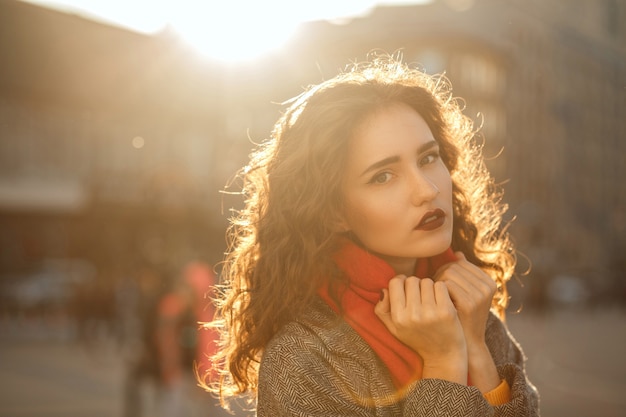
(123, 263), (168, 417)
(155, 261), (221, 417)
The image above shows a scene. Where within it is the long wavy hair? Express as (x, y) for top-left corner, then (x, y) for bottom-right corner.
(206, 55), (515, 406)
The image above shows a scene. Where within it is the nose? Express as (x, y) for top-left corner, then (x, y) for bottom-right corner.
(408, 169), (440, 206)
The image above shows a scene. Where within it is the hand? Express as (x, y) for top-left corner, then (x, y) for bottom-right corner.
(434, 252), (501, 393)
(434, 252), (497, 350)
(375, 275), (467, 383)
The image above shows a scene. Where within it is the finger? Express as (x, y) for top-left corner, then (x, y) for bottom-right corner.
(419, 278), (436, 306)
(375, 289), (390, 314)
(443, 269), (495, 316)
(453, 256), (490, 282)
(443, 277), (471, 307)
(375, 289), (393, 325)
(443, 266), (476, 295)
(452, 260), (496, 295)
(452, 251), (485, 277)
(404, 276), (421, 308)
(442, 258), (492, 296)
(432, 262), (453, 282)
(388, 274), (408, 310)
(433, 281), (455, 309)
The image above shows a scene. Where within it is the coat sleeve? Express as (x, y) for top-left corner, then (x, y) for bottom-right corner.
(402, 378), (495, 416)
(483, 312), (541, 416)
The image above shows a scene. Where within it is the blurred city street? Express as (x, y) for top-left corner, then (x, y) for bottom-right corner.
(1, 307), (625, 417)
(0, 317), (247, 417)
(507, 307), (626, 417)
(0, 1), (625, 417)
(0, 333), (124, 417)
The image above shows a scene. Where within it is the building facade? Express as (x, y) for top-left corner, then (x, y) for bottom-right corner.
(1, 0), (625, 307)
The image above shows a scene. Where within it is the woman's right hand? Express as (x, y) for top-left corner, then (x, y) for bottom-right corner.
(374, 275), (468, 384)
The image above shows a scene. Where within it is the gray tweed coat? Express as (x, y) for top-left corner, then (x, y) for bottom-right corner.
(257, 298), (539, 416)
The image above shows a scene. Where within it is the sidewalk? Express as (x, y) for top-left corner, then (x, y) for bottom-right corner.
(0, 317), (244, 417)
(0, 337), (124, 417)
(507, 307), (626, 417)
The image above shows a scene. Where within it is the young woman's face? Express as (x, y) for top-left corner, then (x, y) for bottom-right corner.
(340, 103), (453, 275)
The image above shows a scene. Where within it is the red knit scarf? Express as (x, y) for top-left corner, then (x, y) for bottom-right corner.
(318, 240), (457, 388)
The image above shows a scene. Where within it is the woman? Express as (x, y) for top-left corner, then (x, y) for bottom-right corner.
(206, 56), (539, 416)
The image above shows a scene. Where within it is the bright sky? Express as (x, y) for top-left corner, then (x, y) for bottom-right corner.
(24, 0), (431, 62)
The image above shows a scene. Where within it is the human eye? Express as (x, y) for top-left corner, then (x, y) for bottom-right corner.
(368, 171), (393, 185)
(419, 149), (440, 167)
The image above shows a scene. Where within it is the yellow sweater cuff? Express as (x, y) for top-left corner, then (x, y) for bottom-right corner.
(483, 379), (511, 406)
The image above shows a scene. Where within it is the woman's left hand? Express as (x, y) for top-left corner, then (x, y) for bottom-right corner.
(433, 252), (497, 349)
(434, 252), (503, 395)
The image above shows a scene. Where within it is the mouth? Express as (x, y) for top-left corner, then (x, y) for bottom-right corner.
(415, 209), (446, 231)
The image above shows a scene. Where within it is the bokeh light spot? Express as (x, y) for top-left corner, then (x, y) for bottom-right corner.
(132, 136), (145, 149)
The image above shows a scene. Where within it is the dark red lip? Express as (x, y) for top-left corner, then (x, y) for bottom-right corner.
(415, 209), (446, 231)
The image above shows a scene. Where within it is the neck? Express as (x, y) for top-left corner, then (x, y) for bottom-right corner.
(378, 255), (417, 277)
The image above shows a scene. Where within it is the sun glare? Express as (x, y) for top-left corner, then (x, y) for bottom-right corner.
(166, 1), (380, 63)
(25, 0), (432, 63)
(168, 4), (302, 63)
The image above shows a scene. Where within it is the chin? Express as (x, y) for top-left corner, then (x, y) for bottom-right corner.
(414, 234), (452, 257)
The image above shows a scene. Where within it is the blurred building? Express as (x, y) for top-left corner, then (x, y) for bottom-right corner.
(0, 0), (228, 279)
(1, 0), (625, 308)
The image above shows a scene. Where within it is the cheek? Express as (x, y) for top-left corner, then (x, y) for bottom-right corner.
(442, 176), (453, 200)
(344, 194), (395, 234)
(436, 165), (453, 200)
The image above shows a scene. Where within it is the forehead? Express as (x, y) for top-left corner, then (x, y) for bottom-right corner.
(347, 103), (435, 165)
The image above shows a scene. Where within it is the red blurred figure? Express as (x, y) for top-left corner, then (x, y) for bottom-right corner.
(155, 261), (221, 417)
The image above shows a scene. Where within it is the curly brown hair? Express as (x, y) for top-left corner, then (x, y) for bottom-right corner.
(205, 55), (515, 406)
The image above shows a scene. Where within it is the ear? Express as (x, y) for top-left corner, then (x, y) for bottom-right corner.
(333, 214), (351, 233)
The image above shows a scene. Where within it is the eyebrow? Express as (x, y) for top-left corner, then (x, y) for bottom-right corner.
(359, 140), (439, 177)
